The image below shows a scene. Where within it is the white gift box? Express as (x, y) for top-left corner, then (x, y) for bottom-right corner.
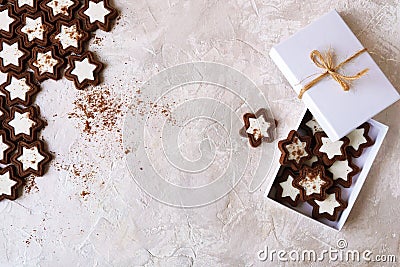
(265, 109), (388, 231)
(270, 10), (399, 141)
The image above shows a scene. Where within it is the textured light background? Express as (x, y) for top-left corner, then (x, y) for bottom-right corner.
(1, 0), (399, 266)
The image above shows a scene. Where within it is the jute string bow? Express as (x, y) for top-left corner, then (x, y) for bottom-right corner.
(298, 48), (369, 99)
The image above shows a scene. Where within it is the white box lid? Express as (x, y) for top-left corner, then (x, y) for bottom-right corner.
(270, 10), (399, 141)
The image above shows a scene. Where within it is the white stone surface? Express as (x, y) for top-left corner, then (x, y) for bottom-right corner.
(0, 0), (399, 266)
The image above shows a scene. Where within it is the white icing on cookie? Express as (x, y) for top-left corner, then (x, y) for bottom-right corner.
(306, 117), (323, 135)
(4, 76), (32, 102)
(55, 24), (83, 49)
(0, 133), (11, 159)
(328, 160), (352, 181)
(299, 171), (327, 196)
(21, 16), (46, 42)
(84, 1), (111, 23)
(314, 193), (341, 215)
(33, 51), (59, 75)
(280, 175), (300, 201)
(346, 128), (367, 151)
(304, 156), (318, 167)
(71, 57), (97, 83)
(319, 137), (344, 160)
(0, 170), (17, 196)
(0, 42), (25, 67)
(17, 146), (45, 171)
(246, 117), (271, 140)
(0, 9), (15, 32)
(8, 110), (36, 135)
(16, 0), (35, 8)
(47, 0), (75, 16)
(286, 137), (308, 163)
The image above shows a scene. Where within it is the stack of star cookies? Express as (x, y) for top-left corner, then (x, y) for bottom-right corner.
(0, 0), (117, 201)
(274, 111), (374, 221)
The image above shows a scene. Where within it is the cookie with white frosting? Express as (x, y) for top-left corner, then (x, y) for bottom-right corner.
(275, 169), (302, 206)
(0, 37), (29, 73)
(50, 19), (89, 56)
(11, 140), (52, 177)
(239, 108), (276, 147)
(0, 4), (20, 39)
(3, 105), (44, 142)
(16, 11), (53, 48)
(313, 132), (350, 165)
(326, 154), (360, 188)
(40, 0), (80, 22)
(345, 122), (375, 158)
(0, 71), (39, 106)
(28, 46), (64, 82)
(77, 0), (117, 32)
(293, 164), (333, 201)
(278, 130), (312, 170)
(0, 166), (23, 201)
(65, 51), (103, 89)
(10, 0), (39, 14)
(308, 186), (347, 221)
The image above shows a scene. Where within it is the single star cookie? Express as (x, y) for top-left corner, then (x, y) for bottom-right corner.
(78, 0), (118, 32)
(11, 140), (52, 177)
(0, 129), (15, 164)
(50, 19), (89, 56)
(293, 164), (333, 201)
(0, 166), (23, 201)
(16, 11), (53, 48)
(3, 105), (44, 142)
(278, 130), (312, 170)
(326, 154), (360, 188)
(65, 51), (103, 89)
(40, 0), (80, 22)
(10, 0), (38, 14)
(0, 37), (29, 73)
(0, 5), (20, 39)
(0, 71), (39, 106)
(239, 108), (276, 147)
(308, 187), (347, 221)
(345, 122), (375, 158)
(28, 46), (64, 82)
(275, 169), (302, 207)
(313, 132), (350, 165)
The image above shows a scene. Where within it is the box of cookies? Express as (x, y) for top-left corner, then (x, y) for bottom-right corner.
(269, 10), (399, 141)
(265, 109), (388, 230)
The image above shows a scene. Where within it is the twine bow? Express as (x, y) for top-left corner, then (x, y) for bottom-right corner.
(298, 48), (369, 99)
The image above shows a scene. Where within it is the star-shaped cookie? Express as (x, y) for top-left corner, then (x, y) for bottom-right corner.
(0, 5), (20, 39)
(3, 106), (44, 142)
(293, 164), (333, 201)
(16, 11), (53, 48)
(275, 169), (302, 207)
(0, 71), (39, 106)
(308, 187), (347, 221)
(278, 130), (312, 170)
(78, 0), (118, 32)
(239, 108), (276, 147)
(65, 51), (103, 89)
(28, 46), (64, 82)
(0, 166), (23, 201)
(0, 37), (29, 73)
(314, 132), (350, 165)
(11, 140), (52, 177)
(326, 155), (360, 188)
(346, 122), (375, 158)
(40, 0), (80, 22)
(50, 19), (89, 55)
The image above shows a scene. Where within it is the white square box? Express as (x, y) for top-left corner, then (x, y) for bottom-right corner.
(264, 109), (388, 231)
(269, 10), (399, 141)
